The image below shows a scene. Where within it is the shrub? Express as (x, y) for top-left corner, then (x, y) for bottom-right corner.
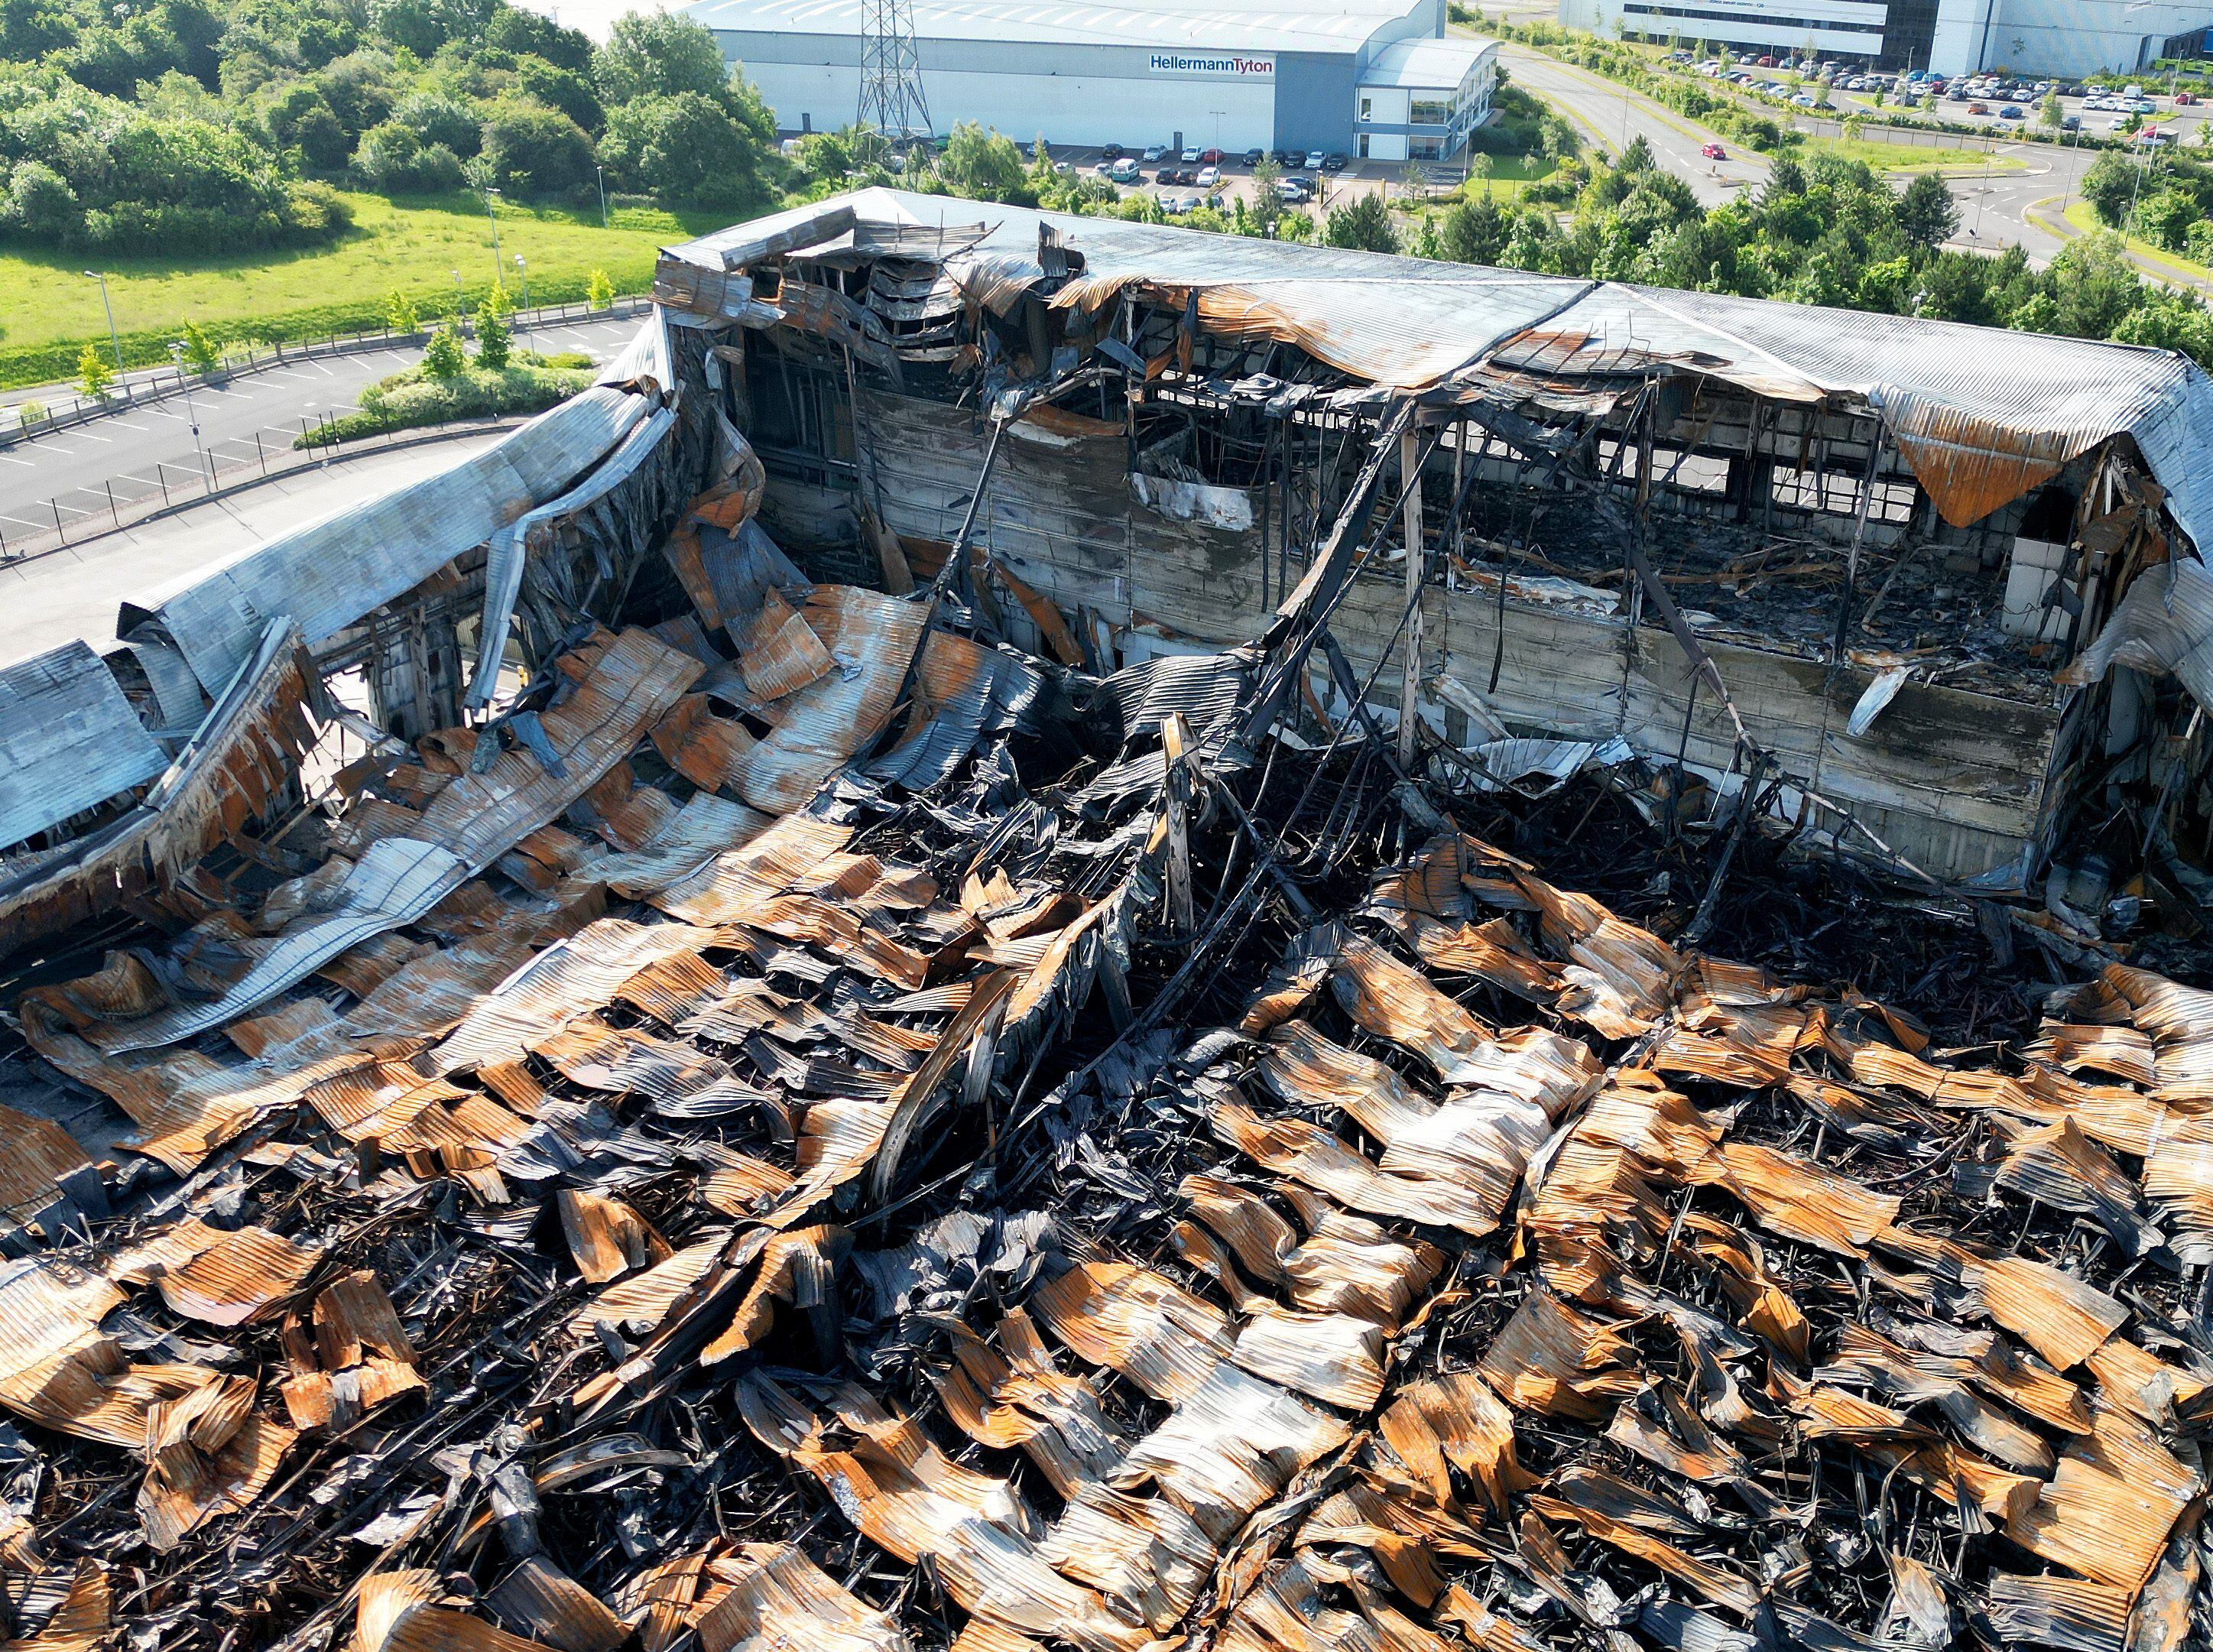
(297, 362), (592, 446)
(423, 319), (467, 378)
(482, 96), (595, 193)
(587, 268), (615, 308)
(387, 290), (422, 335)
(355, 122), (467, 192)
(18, 401), (47, 430)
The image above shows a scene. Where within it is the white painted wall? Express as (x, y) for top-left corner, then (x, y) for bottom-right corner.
(741, 57), (1277, 148)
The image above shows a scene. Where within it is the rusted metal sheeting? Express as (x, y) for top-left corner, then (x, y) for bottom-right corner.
(781, 190), (2213, 534)
(92, 629), (700, 1053)
(120, 387), (657, 696)
(0, 641), (168, 850)
(471, 404), (680, 706)
(2061, 553), (2213, 712)
(0, 619), (318, 961)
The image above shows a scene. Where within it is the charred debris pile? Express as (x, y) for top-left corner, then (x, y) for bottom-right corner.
(8, 193), (2213, 1652)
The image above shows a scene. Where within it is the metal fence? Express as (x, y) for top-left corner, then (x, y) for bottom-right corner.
(0, 402), (536, 565)
(0, 294), (647, 447)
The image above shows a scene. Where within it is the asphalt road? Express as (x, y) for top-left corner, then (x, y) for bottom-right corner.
(0, 313), (641, 545)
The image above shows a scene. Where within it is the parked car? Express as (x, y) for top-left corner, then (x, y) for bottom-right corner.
(1195, 164), (1220, 187)
(1199, 147), (1223, 163)
(2060, 114), (2081, 130)
(1755, 54), (1775, 67)
(1180, 145), (1201, 162)
(1967, 100), (1990, 114)
(1110, 157), (1141, 181)
(1998, 103), (2025, 119)
(1793, 92), (1817, 106)
(1304, 149), (1326, 167)
(1700, 141), (1727, 159)
(1242, 147), (1264, 165)
(1101, 143), (1124, 160)
(2104, 114), (2131, 131)
(1273, 149), (1301, 168)
(2175, 91), (2197, 105)
(1277, 177), (1313, 203)
(1141, 143), (1167, 161)
(1321, 152), (1348, 170)
(1155, 165), (1189, 185)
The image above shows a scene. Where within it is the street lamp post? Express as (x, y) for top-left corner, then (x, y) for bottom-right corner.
(169, 340), (213, 488)
(514, 254), (530, 323)
(483, 187), (504, 281)
(82, 271), (125, 388)
(595, 164), (608, 228)
(452, 269), (468, 335)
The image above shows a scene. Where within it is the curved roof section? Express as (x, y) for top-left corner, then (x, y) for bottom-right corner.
(1359, 35), (1498, 89)
(662, 187), (2213, 550)
(685, 0), (1426, 52)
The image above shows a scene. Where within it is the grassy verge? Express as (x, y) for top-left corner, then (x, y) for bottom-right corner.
(2049, 197), (2213, 281)
(0, 190), (715, 391)
(296, 357), (594, 449)
(1803, 135), (2029, 173)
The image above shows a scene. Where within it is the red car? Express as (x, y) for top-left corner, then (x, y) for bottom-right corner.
(1199, 147), (1224, 164)
(1700, 141), (1727, 159)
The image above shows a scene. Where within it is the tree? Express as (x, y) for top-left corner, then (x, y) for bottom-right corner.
(1439, 192), (1507, 262)
(482, 277), (516, 318)
(938, 121), (1031, 203)
(388, 290), (422, 333)
(1618, 132), (1656, 170)
(475, 300), (511, 366)
(2187, 219), (2213, 267)
(2112, 286), (2213, 365)
(2138, 187), (2200, 250)
(482, 96), (595, 192)
(391, 92), (482, 157)
(597, 89), (771, 206)
(1896, 172), (1959, 248)
(593, 11), (732, 108)
(587, 268), (615, 308)
(2080, 149), (2138, 227)
(77, 341), (114, 399)
(424, 317), (467, 377)
(1250, 153), (1282, 231)
(1322, 190), (1398, 252)
(5, 160), (76, 238)
(2039, 89), (2062, 127)
(355, 121), (466, 191)
(180, 321), (220, 375)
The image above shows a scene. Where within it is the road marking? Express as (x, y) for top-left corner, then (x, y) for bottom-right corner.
(0, 454), (36, 469)
(107, 420), (150, 433)
(76, 430), (114, 443)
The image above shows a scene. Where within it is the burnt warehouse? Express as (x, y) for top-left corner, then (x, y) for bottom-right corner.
(657, 187), (2213, 897)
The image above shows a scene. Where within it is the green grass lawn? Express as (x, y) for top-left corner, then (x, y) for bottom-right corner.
(0, 190), (724, 387)
(1456, 154), (1559, 199)
(1806, 134), (2028, 173)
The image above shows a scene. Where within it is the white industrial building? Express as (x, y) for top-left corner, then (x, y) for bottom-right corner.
(1556, 0), (2212, 74)
(686, 0), (1499, 159)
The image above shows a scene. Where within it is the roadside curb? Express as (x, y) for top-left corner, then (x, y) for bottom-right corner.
(3, 417), (530, 570)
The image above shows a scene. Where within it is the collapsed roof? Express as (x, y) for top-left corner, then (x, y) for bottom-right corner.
(2, 201), (2213, 1652)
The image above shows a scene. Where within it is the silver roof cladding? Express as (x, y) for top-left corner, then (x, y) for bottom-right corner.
(664, 187), (2213, 549)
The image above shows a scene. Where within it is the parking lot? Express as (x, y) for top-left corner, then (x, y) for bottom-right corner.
(1034, 142), (1461, 218)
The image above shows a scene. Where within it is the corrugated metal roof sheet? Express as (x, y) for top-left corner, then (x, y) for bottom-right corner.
(119, 387), (655, 696)
(686, 0), (1423, 52)
(0, 641), (167, 849)
(670, 190), (2213, 544)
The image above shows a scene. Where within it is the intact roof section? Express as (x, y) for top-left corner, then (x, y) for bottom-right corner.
(667, 187), (2213, 549)
(686, 0), (1425, 51)
(1358, 34), (1498, 88)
